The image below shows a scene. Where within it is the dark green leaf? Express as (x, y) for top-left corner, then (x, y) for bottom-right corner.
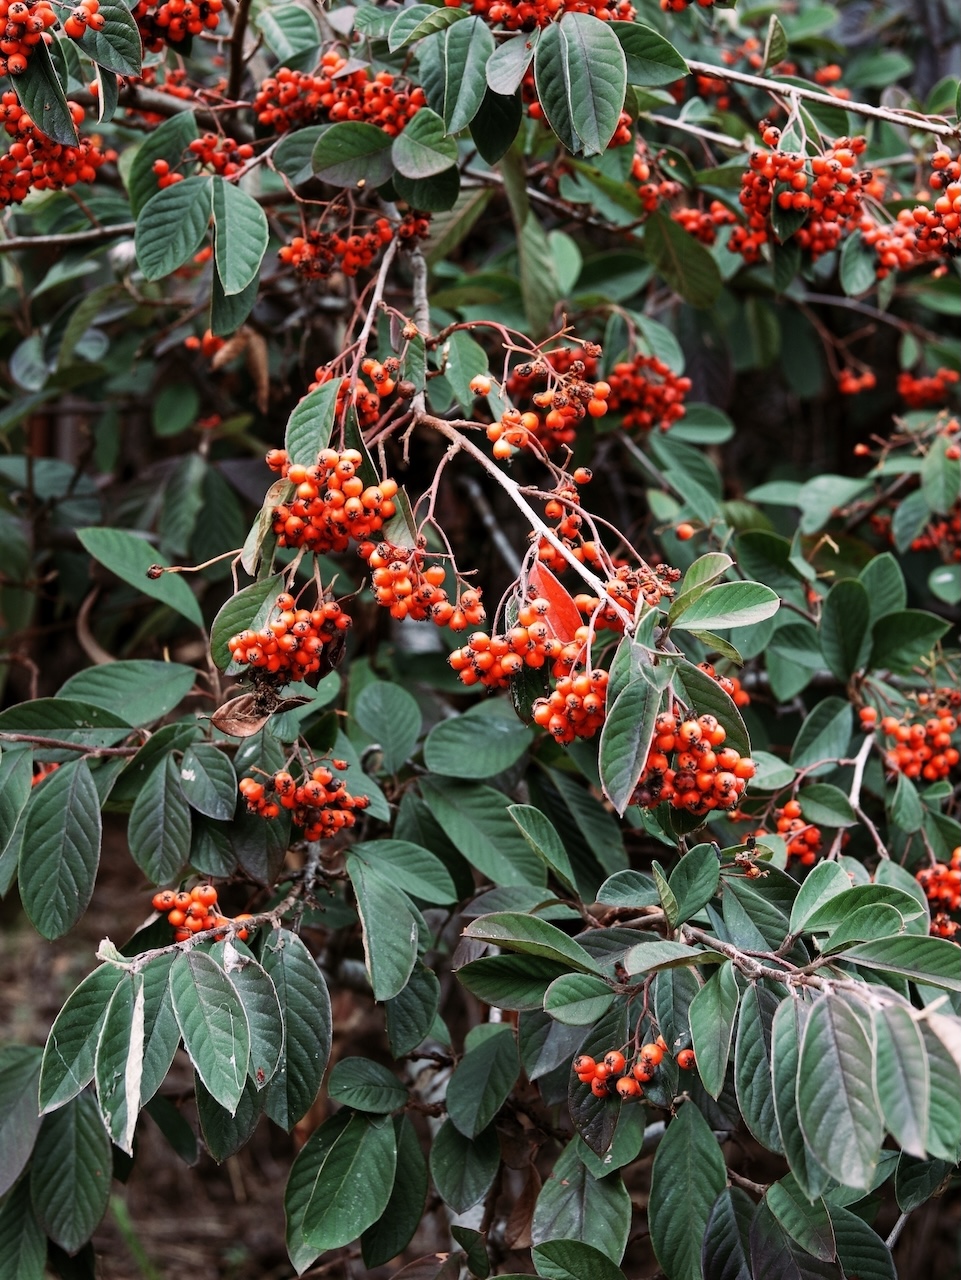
(457, 953), (570, 1011)
(128, 755), (190, 885)
(429, 1119), (500, 1213)
(869, 609), (951, 675)
(392, 108), (458, 178)
(643, 210), (722, 309)
(196, 1074), (262, 1162)
(170, 950), (250, 1113)
(179, 745), (236, 821)
(0, 1177), (45, 1280)
(841, 934), (961, 992)
(346, 855), (419, 1000)
(873, 1002), (928, 1158)
(820, 578), (870, 680)
(77, 0), (142, 76)
(388, 3), (468, 50)
(420, 777), (546, 886)
(58, 661), (196, 728)
(650, 1102), (727, 1280)
(447, 1025), (518, 1137)
(386, 964), (441, 1056)
(211, 177), (268, 295)
(464, 912), (603, 974)
(311, 122), (395, 188)
(30, 1093), (111, 1255)
(544, 972), (615, 1025)
(0, 1045), (42, 1197)
(669, 843), (720, 924)
(771, 999), (829, 1200)
(209, 572), (285, 672)
(533, 1238), (627, 1280)
(135, 177), (212, 282)
(598, 669), (660, 815)
(77, 526), (204, 627)
(361, 1115), (428, 1267)
(419, 17), (494, 133)
(13, 39), (77, 145)
(827, 1205), (895, 1280)
(261, 928), (332, 1131)
(19, 759), (101, 940)
(284, 379), (339, 468)
(701, 1186), (754, 1280)
(735, 982), (783, 1153)
(610, 21), (688, 85)
(328, 1057), (407, 1113)
(355, 681), (423, 773)
(125, 112), (199, 217)
(39, 964), (124, 1112)
(790, 698), (851, 775)
(765, 1174), (835, 1262)
(532, 1142), (631, 1263)
(797, 783), (857, 829)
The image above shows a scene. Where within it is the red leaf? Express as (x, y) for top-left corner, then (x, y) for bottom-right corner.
(529, 562), (582, 643)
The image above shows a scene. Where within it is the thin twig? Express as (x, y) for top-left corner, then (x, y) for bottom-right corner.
(0, 223), (136, 255)
(685, 60), (959, 138)
(0, 732), (140, 755)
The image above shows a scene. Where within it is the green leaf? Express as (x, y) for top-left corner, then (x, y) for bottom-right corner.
(310, 121), (395, 188)
(487, 32), (538, 94)
(215, 943), (283, 1088)
(429, 1119), (500, 1213)
(18, 759), (101, 940)
(859, 552), (907, 623)
(761, 13), (788, 70)
(508, 804), (577, 893)
(801, 885), (926, 934)
(797, 783), (857, 829)
(929, 564), (961, 606)
(771, 999), (828, 1200)
(0, 1045), (42, 1198)
(748, 1202), (839, 1279)
(77, 526), (203, 627)
(669, 843), (720, 924)
(663, 655), (751, 757)
(392, 108), (458, 178)
(128, 754), (191, 885)
(827, 1205), (896, 1280)
(895, 1154), (952, 1212)
(790, 698), (851, 775)
(39, 965), (124, 1113)
(58, 661), (196, 728)
(419, 17), (494, 133)
(209, 572), (285, 672)
(384, 965), (440, 1060)
(388, 3), (467, 50)
(346, 856), (419, 1000)
(353, 681), (422, 774)
(873, 1002), (929, 1158)
(349, 838), (455, 906)
(797, 995), (883, 1188)
(211, 177), (268, 296)
(178, 744), (236, 821)
(701, 1186), (754, 1280)
(869, 609), (951, 675)
(126, 112), (199, 218)
(533, 1239), (627, 1280)
(447, 1025), (518, 1136)
(643, 210), (722, 309)
(457, 954), (570, 1011)
(598, 669), (660, 815)
(77, 0), (142, 76)
(672, 581), (780, 632)
(0, 1177), (45, 1280)
(920, 1020), (961, 1161)
(419, 777), (547, 886)
(196, 1074), (262, 1162)
(688, 962), (740, 1099)
(285, 1112), (397, 1269)
(839, 229), (876, 296)
(624, 939), (724, 975)
(650, 1101), (727, 1280)
(543, 972), (615, 1025)
(30, 1092), (111, 1254)
(788, 861), (851, 933)
(535, 13), (627, 156)
(819, 578), (870, 680)
(135, 176), (212, 282)
(424, 700), (531, 778)
(284, 378), (339, 468)
(464, 912), (603, 974)
(170, 950), (250, 1112)
(255, 3), (319, 59)
(94, 973), (144, 1155)
(841, 935), (961, 992)
(13, 38), (77, 145)
(361, 1115), (429, 1267)
(441, 328), (490, 409)
(765, 1174), (835, 1261)
(532, 1142), (631, 1263)
(328, 1057), (407, 1113)
(261, 928), (332, 1131)
(609, 21), (688, 85)
(735, 983), (783, 1153)
(138, 954), (179, 1105)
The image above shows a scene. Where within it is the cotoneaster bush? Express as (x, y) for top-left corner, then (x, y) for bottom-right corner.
(0, 0), (959, 1278)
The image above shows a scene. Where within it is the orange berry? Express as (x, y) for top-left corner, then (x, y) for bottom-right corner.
(676, 523), (695, 540)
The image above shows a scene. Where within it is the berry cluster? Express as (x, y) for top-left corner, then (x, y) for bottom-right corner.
(361, 540), (483, 627)
(573, 1041), (695, 1101)
(571, 562), (682, 631)
(897, 368), (959, 409)
(254, 52), (425, 137)
(871, 502), (961, 561)
(916, 847), (961, 938)
(31, 760), (59, 786)
(450, 594), (585, 692)
(264, 448), (399, 554)
(489, 381), (610, 456)
(630, 711), (756, 815)
(672, 201), (737, 246)
(730, 126), (870, 264)
(870, 704), (960, 782)
(605, 353), (693, 433)
(279, 218), (393, 279)
(0, 0), (57, 78)
(632, 151), (682, 213)
(859, 209), (923, 278)
(772, 799), (823, 865)
(0, 96), (112, 207)
(838, 368), (877, 395)
(698, 661), (751, 708)
(531, 668), (609, 743)
(131, 0), (223, 51)
(153, 133), (253, 188)
(184, 329), (225, 359)
(307, 366), (387, 429)
(152, 884), (252, 943)
(62, 0), (105, 38)
(228, 591), (351, 680)
(912, 152), (961, 258)
(239, 760), (369, 840)
(446, 0), (634, 30)
(660, 0), (718, 9)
